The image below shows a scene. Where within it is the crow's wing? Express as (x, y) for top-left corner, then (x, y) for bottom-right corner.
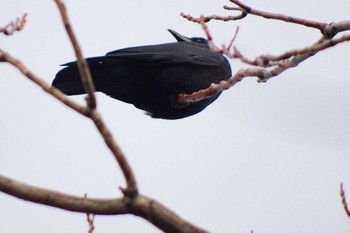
(97, 42), (222, 66)
(61, 42), (223, 67)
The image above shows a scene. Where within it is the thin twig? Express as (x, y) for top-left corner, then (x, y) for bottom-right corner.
(177, 31), (350, 104)
(178, 2), (350, 104)
(183, 1), (350, 38)
(228, 0), (328, 33)
(198, 17), (221, 53)
(231, 32), (350, 68)
(84, 194), (96, 233)
(54, 0), (96, 109)
(178, 68), (266, 104)
(87, 213), (95, 233)
(0, 13), (27, 36)
(89, 110), (138, 197)
(340, 183), (350, 218)
(180, 11), (246, 23)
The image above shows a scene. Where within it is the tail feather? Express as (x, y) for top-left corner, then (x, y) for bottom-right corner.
(52, 65), (85, 95)
(52, 59), (136, 104)
(52, 57), (118, 95)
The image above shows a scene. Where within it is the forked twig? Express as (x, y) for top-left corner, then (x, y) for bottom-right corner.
(0, 2), (208, 232)
(53, 0), (138, 198)
(0, 13), (27, 36)
(178, 0), (350, 104)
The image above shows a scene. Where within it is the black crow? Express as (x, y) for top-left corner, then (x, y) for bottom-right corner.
(52, 29), (231, 119)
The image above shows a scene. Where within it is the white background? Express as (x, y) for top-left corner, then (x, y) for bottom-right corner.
(1, 0), (350, 232)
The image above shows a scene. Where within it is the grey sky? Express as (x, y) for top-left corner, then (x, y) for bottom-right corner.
(1, 0), (350, 232)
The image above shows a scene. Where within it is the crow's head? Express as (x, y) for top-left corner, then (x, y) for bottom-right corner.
(168, 29), (208, 45)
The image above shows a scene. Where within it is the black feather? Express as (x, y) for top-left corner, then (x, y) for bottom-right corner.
(52, 29), (231, 119)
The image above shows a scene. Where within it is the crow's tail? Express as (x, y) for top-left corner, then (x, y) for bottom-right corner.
(52, 56), (125, 96)
(52, 63), (87, 95)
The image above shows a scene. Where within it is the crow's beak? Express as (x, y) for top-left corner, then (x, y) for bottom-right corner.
(168, 29), (191, 42)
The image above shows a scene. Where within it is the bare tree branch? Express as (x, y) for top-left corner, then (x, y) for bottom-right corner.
(2, 1), (349, 232)
(232, 32), (350, 67)
(178, 68), (266, 104)
(340, 183), (350, 219)
(0, 175), (207, 233)
(53, 0), (138, 197)
(227, 0), (327, 32)
(0, 13), (27, 36)
(0, 2), (210, 232)
(0, 50), (138, 196)
(178, 31), (350, 104)
(180, 11), (246, 23)
(54, 0), (96, 109)
(0, 49), (88, 115)
(177, 1), (350, 104)
(184, 0), (350, 38)
(0, 174), (128, 214)
(89, 109), (138, 197)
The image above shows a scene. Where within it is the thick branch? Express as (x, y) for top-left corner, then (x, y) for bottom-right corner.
(0, 174), (128, 214)
(0, 49), (202, 231)
(0, 175), (207, 233)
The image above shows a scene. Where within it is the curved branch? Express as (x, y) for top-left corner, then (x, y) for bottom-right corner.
(183, 0), (350, 38)
(0, 48), (138, 197)
(228, 0), (327, 32)
(232, 31), (350, 68)
(0, 174), (128, 214)
(0, 175), (207, 233)
(178, 68), (265, 104)
(0, 49), (88, 116)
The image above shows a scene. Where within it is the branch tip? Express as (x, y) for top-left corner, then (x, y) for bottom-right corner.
(340, 183), (350, 218)
(0, 13), (27, 36)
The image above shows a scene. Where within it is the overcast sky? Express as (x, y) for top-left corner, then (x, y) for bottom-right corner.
(1, 0), (350, 233)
